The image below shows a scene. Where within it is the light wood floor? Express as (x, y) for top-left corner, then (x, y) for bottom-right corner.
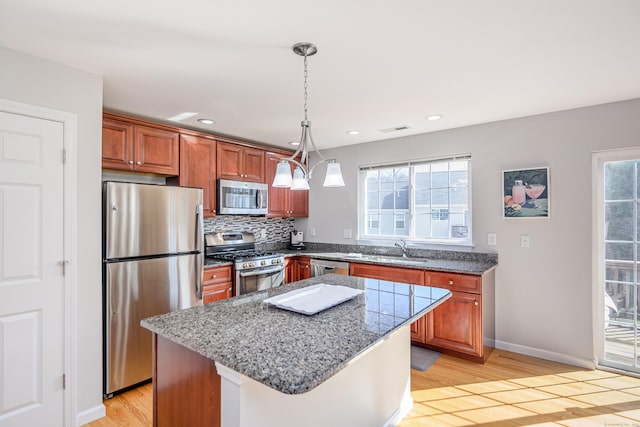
(85, 349), (640, 427)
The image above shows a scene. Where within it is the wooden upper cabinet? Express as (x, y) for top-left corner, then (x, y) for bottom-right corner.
(134, 125), (180, 175)
(102, 117), (134, 170)
(265, 152), (308, 218)
(101, 114), (179, 175)
(217, 141), (265, 183)
(177, 134), (217, 217)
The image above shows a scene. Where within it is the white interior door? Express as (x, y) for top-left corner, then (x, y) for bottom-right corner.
(0, 111), (65, 426)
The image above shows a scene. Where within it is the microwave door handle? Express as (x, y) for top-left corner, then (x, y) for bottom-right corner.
(239, 267), (283, 278)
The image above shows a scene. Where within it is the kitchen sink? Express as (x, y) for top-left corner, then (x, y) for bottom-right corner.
(355, 255), (429, 266)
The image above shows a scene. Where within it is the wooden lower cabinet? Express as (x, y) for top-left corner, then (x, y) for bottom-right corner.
(153, 334), (220, 427)
(424, 291), (482, 358)
(203, 265), (233, 303)
(285, 256), (311, 283)
(350, 262), (494, 363)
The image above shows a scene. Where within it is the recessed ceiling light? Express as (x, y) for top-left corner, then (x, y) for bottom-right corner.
(426, 114), (443, 121)
(198, 118), (215, 125)
(289, 141), (300, 146)
(346, 130), (360, 135)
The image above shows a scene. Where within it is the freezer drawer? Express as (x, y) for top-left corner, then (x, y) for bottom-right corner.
(104, 253), (202, 395)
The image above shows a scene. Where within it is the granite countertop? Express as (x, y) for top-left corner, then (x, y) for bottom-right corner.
(142, 274), (451, 395)
(279, 250), (496, 275)
(204, 258), (233, 267)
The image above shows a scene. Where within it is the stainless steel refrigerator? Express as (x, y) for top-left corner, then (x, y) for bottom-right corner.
(102, 181), (204, 396)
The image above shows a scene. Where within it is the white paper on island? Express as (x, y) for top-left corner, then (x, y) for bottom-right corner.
(263, 283), (364, 315)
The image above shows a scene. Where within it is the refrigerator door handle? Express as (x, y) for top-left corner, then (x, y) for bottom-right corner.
(195, 253), (203, 300)
(195, 204), (204, 252)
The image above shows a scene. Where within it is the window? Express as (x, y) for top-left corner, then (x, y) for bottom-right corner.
(359, 156), (471, 244)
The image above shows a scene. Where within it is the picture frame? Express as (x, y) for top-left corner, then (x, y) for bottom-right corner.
(502, 167), (549, 218)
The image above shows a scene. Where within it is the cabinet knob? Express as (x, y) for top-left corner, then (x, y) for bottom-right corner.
(136, 161), (142, 165)
(213, 275), (217, 278)
(448, 279), (454, 285)
(474, 300), (479, 306)
(128, 160), (134, 164)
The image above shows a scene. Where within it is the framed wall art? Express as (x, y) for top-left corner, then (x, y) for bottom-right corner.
(503, 167), (549, 218)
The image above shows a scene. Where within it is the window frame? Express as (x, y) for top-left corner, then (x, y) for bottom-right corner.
(357, 154), (472, 246)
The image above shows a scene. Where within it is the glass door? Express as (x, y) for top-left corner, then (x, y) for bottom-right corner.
(599, 155), (640, 373)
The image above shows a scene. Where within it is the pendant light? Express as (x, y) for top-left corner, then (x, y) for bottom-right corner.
(272, 42), (345, 190)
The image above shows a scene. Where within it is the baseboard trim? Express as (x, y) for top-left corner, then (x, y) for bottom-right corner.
(76, 403), (106, 426)
(494, 340), (596, 369)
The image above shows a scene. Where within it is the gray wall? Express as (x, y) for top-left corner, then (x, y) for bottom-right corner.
(0, 47), (104, 421)
(297, 98), (640, 366)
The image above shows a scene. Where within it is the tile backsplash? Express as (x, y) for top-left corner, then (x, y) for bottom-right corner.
(203, 216), (295, 245)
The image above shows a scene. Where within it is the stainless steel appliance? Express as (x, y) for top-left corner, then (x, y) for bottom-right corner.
(288, 230), (306, 250)
(311, 259), (350, 277)
(217, 179), (268, 215)
(103, 182), (204, 396)
(205, 231), (284, 295)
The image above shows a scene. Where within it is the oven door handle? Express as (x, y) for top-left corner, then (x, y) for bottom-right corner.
(238, 266), (283, 278)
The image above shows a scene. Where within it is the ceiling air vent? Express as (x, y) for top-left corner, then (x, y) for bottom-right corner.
(379, 125), (411, 133)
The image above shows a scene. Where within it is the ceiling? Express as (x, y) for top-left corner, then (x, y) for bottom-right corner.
(2, 0), (639, 151)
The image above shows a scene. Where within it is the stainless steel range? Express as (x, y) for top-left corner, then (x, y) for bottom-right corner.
(205, 231), (285, 295)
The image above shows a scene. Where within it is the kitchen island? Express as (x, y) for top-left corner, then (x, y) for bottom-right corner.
(141, 274), (451, 427)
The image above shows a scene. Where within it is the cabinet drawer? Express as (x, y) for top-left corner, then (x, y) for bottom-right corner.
(203, 281), (232, 304)
(350, 263), (425, 285)
(203, 265), (232, 284)
(427, 271), (481, 293)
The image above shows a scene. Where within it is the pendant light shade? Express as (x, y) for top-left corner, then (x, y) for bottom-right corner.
(291, 167), (311, 190)
(271, 42), (345, 191)
(323, 161), (345, 187)
(272, 160), (293, 188)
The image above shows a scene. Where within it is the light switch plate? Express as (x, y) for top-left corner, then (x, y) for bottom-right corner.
(487, 233), (497, 246)
(520, 235), (530, 248)
(310, 227), (316, 237)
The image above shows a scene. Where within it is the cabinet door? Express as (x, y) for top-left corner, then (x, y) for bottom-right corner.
(425, 292), (482, 357)
(289, 184), (309, 217)
(242, 147), (265, 182)
(134, 125), (180, 175)
(102, 117), (134, 171)
(350, 263), (425, 285)
(179, 134), (217, 217)
(284, 258), (297, 284)
(410, 317), (426, 344)
(297, 257), (311, 280)
(217, 142), (243, 180)
(265, 153), (290, 217)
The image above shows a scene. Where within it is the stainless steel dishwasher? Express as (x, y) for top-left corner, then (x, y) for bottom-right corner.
(310, 259), (350, 277)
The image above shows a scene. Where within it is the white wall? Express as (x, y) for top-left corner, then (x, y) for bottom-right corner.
(0, 47), (104, 421)
(297, 98), (640, 366)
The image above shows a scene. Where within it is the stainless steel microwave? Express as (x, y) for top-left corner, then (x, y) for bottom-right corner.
(217, 179), (268, 215)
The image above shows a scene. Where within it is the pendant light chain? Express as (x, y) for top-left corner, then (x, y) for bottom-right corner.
(303, 53), (309, 122)
(271, 42), (345, 189)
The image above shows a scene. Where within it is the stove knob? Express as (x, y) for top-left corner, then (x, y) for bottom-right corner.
(249, 262), (255, 268)
(271, 259), (276, 265)
(261, 260), (266, 266)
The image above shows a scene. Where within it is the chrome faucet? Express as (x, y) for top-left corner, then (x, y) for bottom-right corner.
(395, 239), (409, 257)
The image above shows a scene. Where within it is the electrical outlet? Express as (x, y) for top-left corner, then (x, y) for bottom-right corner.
(487, 233), (497, 246)
(343, 229), (352, 239)
(520, 235), (530, 248)
(310, 227), (316, 237)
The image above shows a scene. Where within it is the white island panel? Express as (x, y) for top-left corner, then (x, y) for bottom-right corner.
(217, 326), (412, 427)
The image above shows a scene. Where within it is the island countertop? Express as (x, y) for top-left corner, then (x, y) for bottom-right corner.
(141, 274), (451, 395)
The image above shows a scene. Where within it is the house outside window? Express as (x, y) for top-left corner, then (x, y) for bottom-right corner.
(359, 155), (471, 244)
